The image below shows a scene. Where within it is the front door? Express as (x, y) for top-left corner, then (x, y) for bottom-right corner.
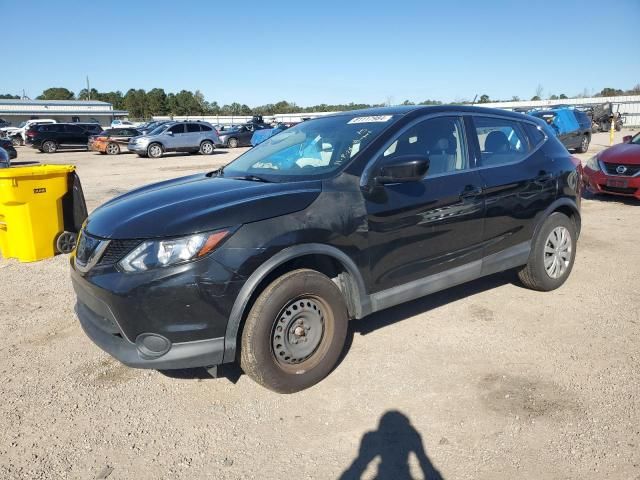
(364, 115), (485, 294)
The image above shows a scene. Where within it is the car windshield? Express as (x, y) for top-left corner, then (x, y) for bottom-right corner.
(631, 134), (640, 145)
(221, 114), (396, 181)
(18, 121), (27, 128)
(148, 124), (169, 136)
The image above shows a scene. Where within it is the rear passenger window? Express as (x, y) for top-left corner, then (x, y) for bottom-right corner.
(200, 124), (212, 131)
(383, 116), (468, 176)
(186, 123), (201, 133)
(473, 117), (530, 167)
(524, 123), (546, 148)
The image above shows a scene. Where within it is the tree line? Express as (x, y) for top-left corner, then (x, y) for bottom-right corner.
(1, 84), (639, 119)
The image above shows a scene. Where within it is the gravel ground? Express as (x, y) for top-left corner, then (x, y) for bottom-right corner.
(0, 131), (639, 479)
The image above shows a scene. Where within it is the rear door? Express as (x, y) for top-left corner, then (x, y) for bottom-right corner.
(364, 115), (485, 293)
(64, 124), (86, 147)
(469, 115), (556, 268)
(185, 123), (202, 150)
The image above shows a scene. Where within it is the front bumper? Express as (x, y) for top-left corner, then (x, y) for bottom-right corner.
(583, 166), (640, 199)
(128, 142), (148, 154)
(70, 246), (243, 369)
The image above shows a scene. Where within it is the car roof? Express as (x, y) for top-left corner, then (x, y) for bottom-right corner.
(321, 105), (534, 122)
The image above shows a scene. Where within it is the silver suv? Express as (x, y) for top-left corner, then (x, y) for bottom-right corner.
(128, 121), (221, 158)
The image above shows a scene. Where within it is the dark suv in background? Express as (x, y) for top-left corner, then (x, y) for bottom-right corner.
(27, 123), (104, 153)
(71, 106), (582, 393)
(529, 108), (592, 153)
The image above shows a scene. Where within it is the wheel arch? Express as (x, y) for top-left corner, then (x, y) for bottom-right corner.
(533, 198), (581, 242)
(222, 244), (369, 363)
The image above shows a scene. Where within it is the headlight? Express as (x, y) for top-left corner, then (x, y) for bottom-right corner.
(585, 155), (600, 171)
(118, 229), (231, 272)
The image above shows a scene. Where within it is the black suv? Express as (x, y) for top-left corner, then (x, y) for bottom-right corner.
(27, 123), (103, 153)
(71, 106), (582, 393)
(529, 108), (592, 153)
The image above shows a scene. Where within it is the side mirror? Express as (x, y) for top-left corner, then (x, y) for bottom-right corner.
(375, 154), (430, 185)
(622, 135), (632, 143)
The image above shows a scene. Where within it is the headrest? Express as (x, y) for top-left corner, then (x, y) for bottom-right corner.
(485, 131), (510, 153)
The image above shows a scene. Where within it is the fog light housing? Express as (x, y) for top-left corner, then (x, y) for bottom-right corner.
(136, 333), (171, 359)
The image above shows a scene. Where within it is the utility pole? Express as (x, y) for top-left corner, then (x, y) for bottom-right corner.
(86, 76), (91, 100)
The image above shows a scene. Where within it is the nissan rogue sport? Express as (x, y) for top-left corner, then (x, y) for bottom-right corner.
(71, 106), (582, 393)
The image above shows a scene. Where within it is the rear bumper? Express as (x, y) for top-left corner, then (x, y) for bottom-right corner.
(583, 166), (640, 199)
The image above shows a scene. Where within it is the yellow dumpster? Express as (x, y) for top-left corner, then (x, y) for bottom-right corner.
(0, 164), (79, 262)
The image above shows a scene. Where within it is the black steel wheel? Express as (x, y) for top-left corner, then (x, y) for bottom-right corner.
(240, 269), (348, 393)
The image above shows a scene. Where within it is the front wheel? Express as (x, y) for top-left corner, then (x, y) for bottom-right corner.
(199, 140), (215, 155)
(106, 142), (120, 155)
(240, 269), (348, 393)
(227, 137), (239, 148)
(147, 143), (163, 158)
(518, 212), (577, 291)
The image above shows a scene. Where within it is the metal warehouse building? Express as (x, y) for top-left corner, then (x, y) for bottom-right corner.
(0, 99), (128, 127)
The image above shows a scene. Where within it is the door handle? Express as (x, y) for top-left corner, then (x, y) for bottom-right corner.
(460, 185), (483, 198)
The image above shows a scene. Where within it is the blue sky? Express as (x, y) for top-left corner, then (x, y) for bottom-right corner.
(3, 0), (639, 106)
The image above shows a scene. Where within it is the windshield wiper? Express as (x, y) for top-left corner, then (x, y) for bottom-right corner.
(207, 167), (224, 177)
(231, 174), (272, 183)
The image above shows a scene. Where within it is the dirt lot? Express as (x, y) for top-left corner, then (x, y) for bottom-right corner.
(1, 131), (639, 479)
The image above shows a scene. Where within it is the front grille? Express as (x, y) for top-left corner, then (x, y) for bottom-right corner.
(97, 239), (141, 265)
(602, 163), (640, 177)
(601, 185), (638, 195)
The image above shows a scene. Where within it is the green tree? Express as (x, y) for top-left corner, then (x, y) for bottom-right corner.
(531, 95), (541, 101)
(549, 94), (559, 100)
(0, 94), (20, 99)
(559, 94), (568, 99)
(598, 87), (624, 97)
(478, 94), (490, 103)
(37, 87), (75, 100)
(124, 89), (147, 119)
(77, 88), (99, 100)
(146, 88), (167, 115)
(511, 96), (521, 102)
(401, 99), (415, 105)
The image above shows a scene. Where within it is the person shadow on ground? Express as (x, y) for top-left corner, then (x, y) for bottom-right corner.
(339, 410), (443, 480)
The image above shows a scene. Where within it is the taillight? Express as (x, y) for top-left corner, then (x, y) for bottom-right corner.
(26, 129), (36, 137)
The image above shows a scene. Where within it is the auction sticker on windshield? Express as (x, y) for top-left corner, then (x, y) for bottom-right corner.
(347, 115), (393, 124)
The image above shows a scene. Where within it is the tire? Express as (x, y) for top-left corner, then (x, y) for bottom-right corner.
(576, 134), (590, 153)
(240, 269), (348, 393)
(11, 136), (22, 147)
(106, 142), (120, 155)
(199, 140), (215, 155)
(518, 212), (577, 292)
(42, 140), (58, 153)
(227, 137), (239, 148)
(147, 143), (163, 158)
(55, 231), (77, 254)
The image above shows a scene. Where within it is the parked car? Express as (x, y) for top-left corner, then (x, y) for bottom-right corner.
(111, 120), (138, 128)
(529, 108), (591, 153)
(0, 146), (9, 168)
(0, 118), (10, 128)
(250, 123), (288, 146)
(1, 119), (57, 145)
(89, 128), (141, 155)
(137, 121), (171, 135)
(0, 138), (17, 159)
(127, 121), (220, 158)
(583, 131), (640, 199)
(71, 105), (582, 393)
(217, 123), (270, 148)
(26, 123), (96, 153)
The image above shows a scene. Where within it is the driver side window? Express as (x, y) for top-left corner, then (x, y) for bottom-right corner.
(382, 116), (468, 176)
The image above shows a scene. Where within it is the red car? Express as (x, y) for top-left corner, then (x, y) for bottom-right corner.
(583, 132), (640, 199)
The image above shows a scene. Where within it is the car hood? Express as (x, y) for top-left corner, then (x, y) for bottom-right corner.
(84, 173), (322, 239)
(599, 143), (640, 165)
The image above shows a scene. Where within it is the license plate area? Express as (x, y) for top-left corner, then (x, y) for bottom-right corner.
(606, 179), (628, 188)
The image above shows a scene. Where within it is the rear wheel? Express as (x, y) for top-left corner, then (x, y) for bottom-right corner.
(518, 212), (577, 291)
(228, 137), (239, 148)
(576, 134), (590, 153)
(199, 140), (214, 155)
(240, 269), (348, 393)
(106, 142), (120, 155)
(42, 140), (58, 153)
(147, 143), (163, 158)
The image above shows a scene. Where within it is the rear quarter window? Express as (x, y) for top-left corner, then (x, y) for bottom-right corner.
(524, 123), (546, 148)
